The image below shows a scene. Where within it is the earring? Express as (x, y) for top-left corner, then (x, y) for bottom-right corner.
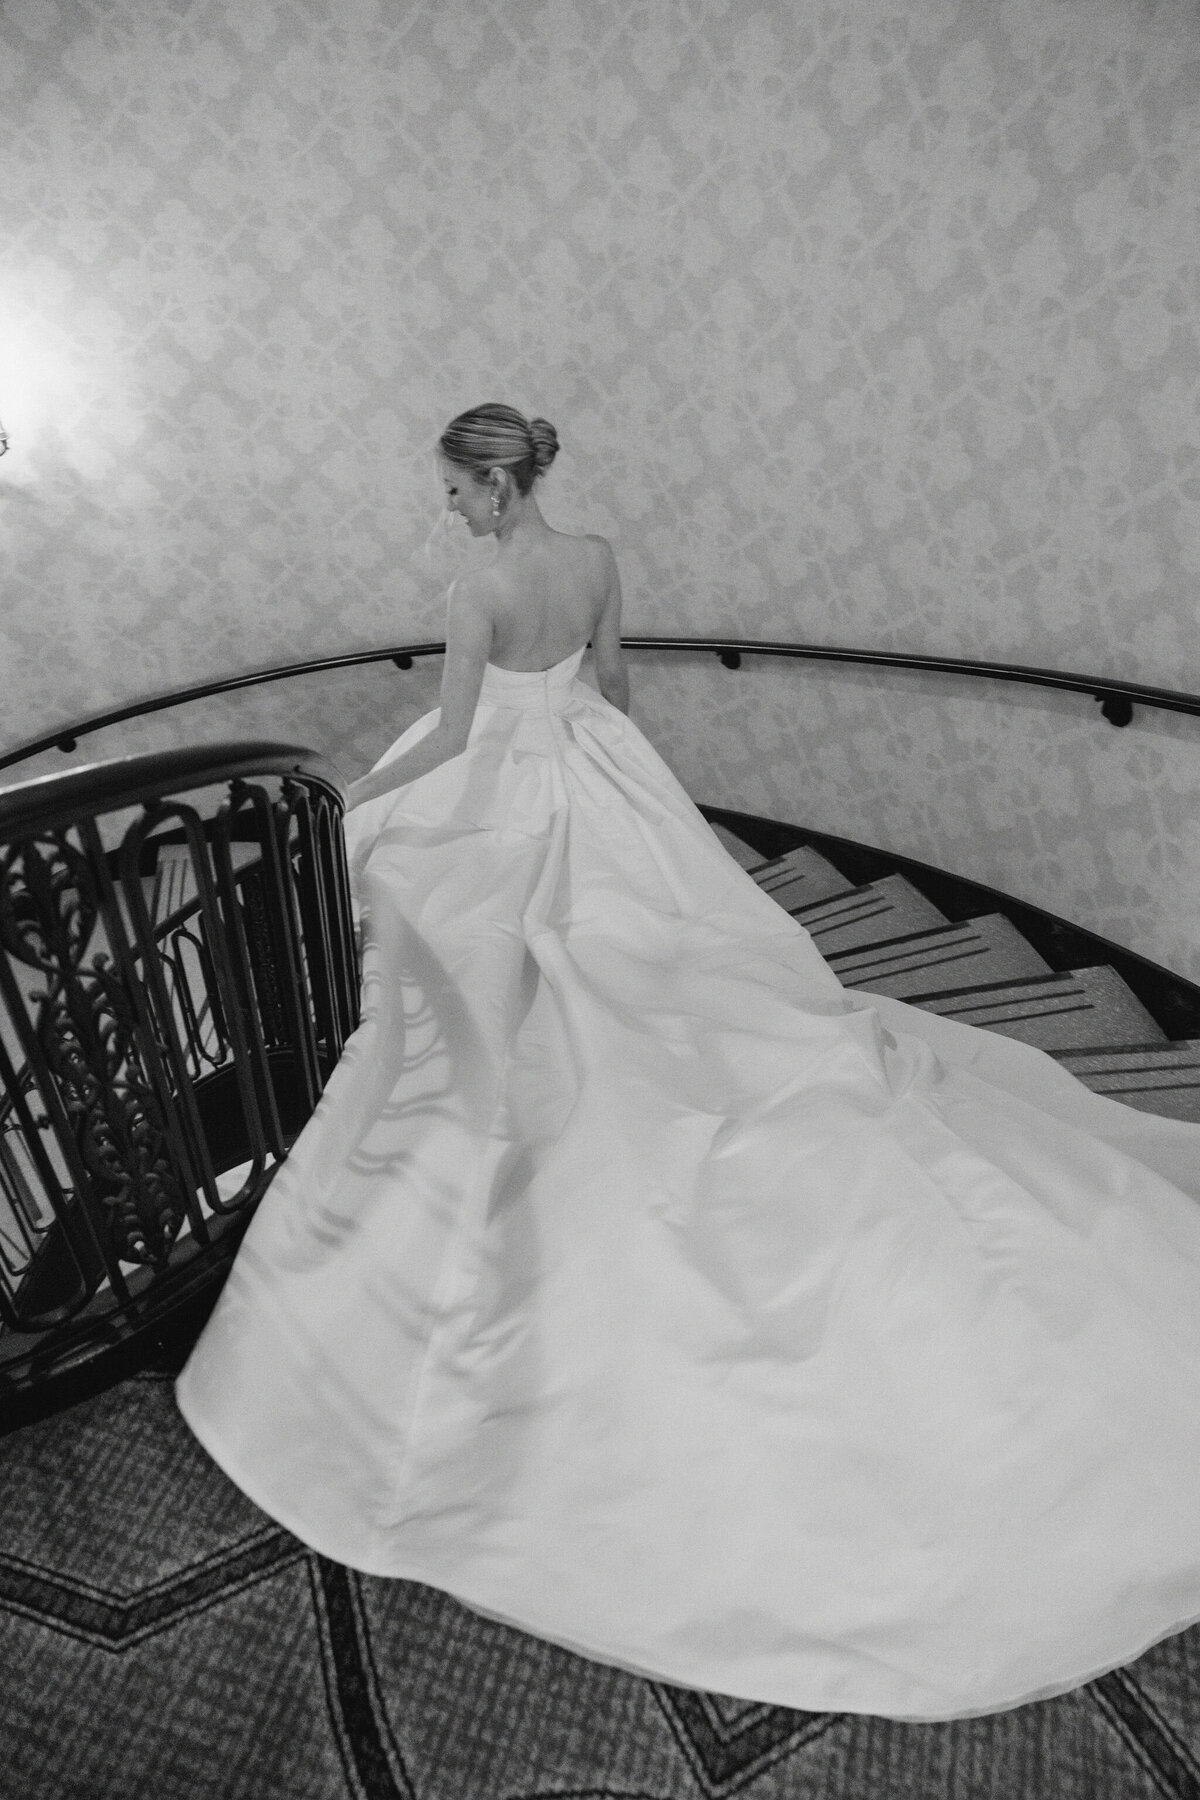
(490, 493), (501, 518)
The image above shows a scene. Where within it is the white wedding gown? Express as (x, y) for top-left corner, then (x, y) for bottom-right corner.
(177, 647), (1200, 1722)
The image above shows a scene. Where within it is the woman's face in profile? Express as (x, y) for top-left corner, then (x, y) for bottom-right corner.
(439, 458), (493, 537)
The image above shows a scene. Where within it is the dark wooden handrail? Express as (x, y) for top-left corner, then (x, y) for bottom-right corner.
(3, 637), (1199, 776)
(0, 741), (346, 837)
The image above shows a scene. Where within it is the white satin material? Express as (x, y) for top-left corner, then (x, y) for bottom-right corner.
(177, 648), (1200, 1721)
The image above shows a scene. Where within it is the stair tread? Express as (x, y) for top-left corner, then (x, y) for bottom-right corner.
(916, 963), (1167, 1050)
(1049, 1039), (1200, 1122)
(728, 839), (850, 900)
(826, 911), (1053, 996)
(794, 874), (950, 950)
(1068, 1080), (1200, 1122)
(709, 822), (775, 872)
(1055, 1041), (1200, 1070)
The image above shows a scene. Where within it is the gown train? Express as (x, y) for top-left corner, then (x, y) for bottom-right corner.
(177, 648), (1200, 1721)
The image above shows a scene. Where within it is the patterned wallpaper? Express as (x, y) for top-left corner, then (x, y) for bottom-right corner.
(2, 0), (1199, 976)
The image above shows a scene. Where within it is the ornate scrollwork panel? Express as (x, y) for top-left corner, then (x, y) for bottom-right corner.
(1, 828), (185, 1270)
(0, 745), (356, 1406)
(0, 835), (97, 976)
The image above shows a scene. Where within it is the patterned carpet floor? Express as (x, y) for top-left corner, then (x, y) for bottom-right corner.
(5, 822), (1200, 1798)
(3, 1357), (1200, 1800)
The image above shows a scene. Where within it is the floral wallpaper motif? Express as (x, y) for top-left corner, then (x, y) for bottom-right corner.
(2, 0), (1199, 976)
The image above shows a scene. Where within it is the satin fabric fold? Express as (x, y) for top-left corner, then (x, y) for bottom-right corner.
(178, 648), (1200, 1720)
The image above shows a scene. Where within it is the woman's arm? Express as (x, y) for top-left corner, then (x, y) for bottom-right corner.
(590, 539), (628, 714)
(346, 582), (493, 811)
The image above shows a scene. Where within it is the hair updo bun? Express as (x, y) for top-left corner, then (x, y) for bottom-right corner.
(438, 402), (558, 496)
(527, 417), (559, 474)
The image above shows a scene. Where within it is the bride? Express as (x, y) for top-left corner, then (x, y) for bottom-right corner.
(177, 403), (1200, 1723)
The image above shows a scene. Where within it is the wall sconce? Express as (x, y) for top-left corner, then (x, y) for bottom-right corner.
(0, 417), (8, 455)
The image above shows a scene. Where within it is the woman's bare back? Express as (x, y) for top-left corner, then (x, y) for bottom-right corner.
(478, 531), (614, 671)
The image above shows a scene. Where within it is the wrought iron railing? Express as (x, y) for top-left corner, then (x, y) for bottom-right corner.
(0, 742), (357, 1427)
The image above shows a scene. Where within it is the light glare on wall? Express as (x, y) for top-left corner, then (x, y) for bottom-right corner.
(0, 309), (59, 467)
(0, 300), (122, 482)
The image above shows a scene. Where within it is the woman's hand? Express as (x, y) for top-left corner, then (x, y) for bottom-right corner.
(343, 724), (469, 814)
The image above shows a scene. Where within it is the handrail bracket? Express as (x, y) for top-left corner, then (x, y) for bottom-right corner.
(1095, 694), (1134, 728)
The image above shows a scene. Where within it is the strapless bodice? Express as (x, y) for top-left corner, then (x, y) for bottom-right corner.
(479, 646), (586, 710)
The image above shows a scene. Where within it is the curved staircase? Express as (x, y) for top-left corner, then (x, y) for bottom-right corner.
(707, 808), (1200, 1123)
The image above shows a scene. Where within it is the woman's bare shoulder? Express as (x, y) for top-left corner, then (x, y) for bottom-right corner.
(569, 530), (617, 577)
(447, 561), (504, 609)
(528, 528), (615, 591)
(541, 525), (610, 549)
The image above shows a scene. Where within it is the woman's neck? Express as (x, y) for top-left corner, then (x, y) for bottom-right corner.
(493, 493), (552, 554)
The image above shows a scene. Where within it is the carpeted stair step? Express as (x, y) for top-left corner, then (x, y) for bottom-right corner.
(710, 821), (773, 871)
(794, 874), (950, 953)
(716, 834), (851, 902)
(915, 964), (1167, 1053)
(822, 912), (1052, 1000)
(1053, 1041), (1200, 1122)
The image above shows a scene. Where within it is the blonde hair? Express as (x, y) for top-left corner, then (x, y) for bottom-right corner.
(438, 403), (559, 496)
